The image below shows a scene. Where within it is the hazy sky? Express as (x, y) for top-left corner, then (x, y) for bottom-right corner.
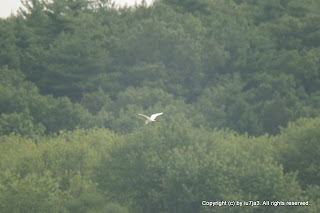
(0, 0), (154, 18)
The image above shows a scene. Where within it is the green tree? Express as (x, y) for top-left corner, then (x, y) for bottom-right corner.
(37, 19), (111, 100)
(0, 19), (20, 69)
(0, 171), (68, 213)
(97, 123), (307, 213)
(274, 117), (320, 187)
(0, 66), (93, 135)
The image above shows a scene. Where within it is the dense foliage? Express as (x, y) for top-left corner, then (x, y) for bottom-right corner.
(0, 0), (319, 212)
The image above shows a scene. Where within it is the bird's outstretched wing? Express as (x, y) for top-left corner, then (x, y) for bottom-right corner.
(150, 112), (163, 120)
(138, 114), (150, 119)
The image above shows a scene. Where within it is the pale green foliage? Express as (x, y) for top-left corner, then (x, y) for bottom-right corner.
(0, 171), (67, 213)
(0, 129), (121, 213)
(0, 119), (319, 212)
(274, 117), (320, 187)
(0, 0), (320, 212)
(97, 122), (312, 212)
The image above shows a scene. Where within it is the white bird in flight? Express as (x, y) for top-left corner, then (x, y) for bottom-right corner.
(138, 112), (163, 124)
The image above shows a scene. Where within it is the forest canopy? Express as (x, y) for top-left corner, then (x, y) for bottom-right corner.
(0, 0), (319, 212)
